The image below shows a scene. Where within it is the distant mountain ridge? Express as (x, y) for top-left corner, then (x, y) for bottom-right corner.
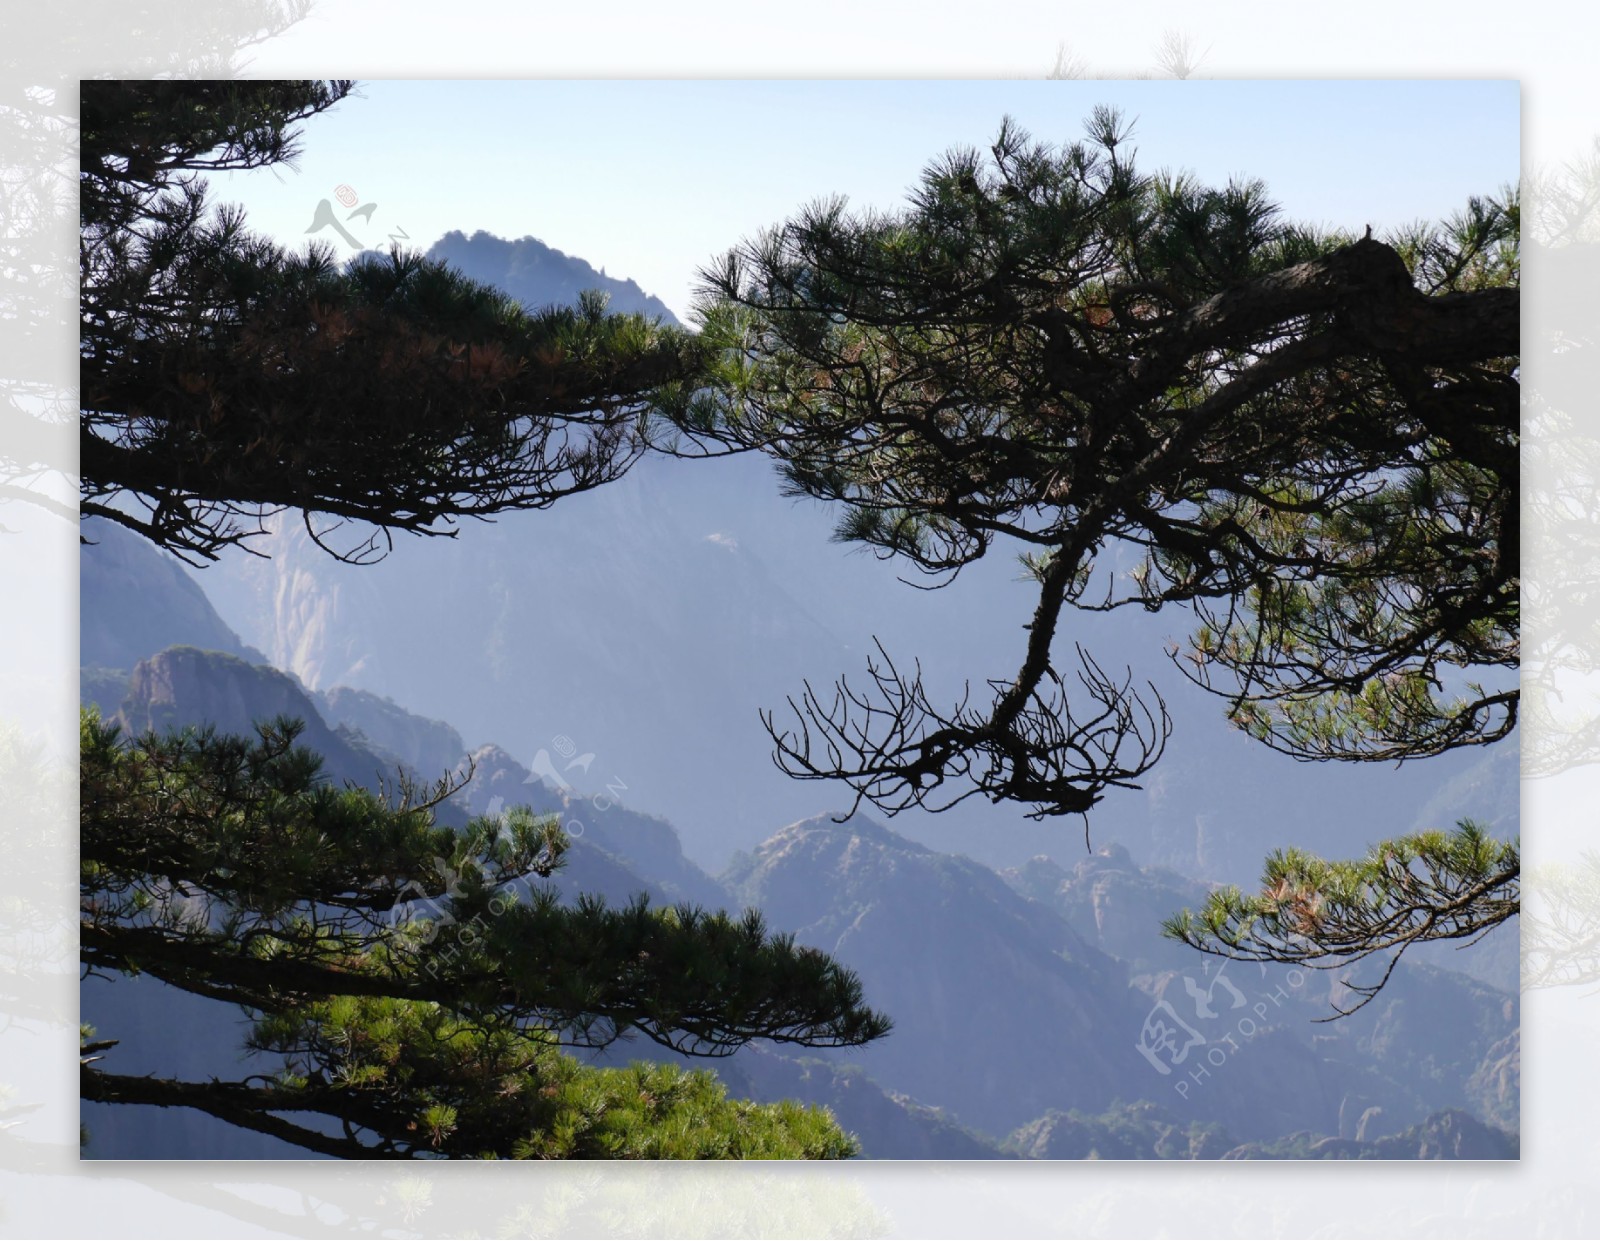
(721, 810), (1147, 1136)
(424, 229), (680, 324)
(1006, 1101), (1516, 1160)
(80, 629), (1521, 1159)
(718, 810), (1519, 1146)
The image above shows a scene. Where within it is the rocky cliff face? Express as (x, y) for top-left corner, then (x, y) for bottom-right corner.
(1001, 843), (1213, 975)
(112, 646), (394, 791)
(1221, 1108), (1518, 1159)
(1005, 1101), (1518, 1160)
(1301, 956), (1519, 1120)
(1007, 1100), (1236, 1160)
(1466, 1029), (1520, 1134)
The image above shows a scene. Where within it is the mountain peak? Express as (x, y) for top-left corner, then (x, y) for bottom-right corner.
(424, 229), (679, 324)
(767, 811), (934, 853)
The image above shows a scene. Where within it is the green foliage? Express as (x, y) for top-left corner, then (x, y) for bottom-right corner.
(1160, 191), (1518, 762)
(246, 994), (855, 1159)
(80, 80), (355, 235)
(1163, 820), (1519, 1016)
(81, 710), (887, 1157)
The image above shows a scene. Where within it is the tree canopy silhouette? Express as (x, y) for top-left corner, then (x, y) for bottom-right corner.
(80, 80), (700, 564)
(80, 712), (886, 1157)
(77, 80), (886, 1158)
(688, 111), (1518, 1003)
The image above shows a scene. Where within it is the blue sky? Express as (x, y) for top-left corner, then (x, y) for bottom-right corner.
(222, 79), (1519, 323)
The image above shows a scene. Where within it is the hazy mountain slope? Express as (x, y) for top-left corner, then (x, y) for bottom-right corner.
(720, 812), (1151, 1136)
(80, 666), (131, 717)
(112, 646), (400, 794)
(1466, 1029), (1520, 1134)
(189, 520), (391, 694)
(80, 516), (263, 675)
(1007, 1100), (1236, 1160)
(106, 648), (728, 911)
(452, 741), (730, 910)
(188, 453), (878, 871)
(1001, 844), (1214, 976)
(718, 811), (1519, 1146)
(1300, 958), (1520, 1122)
(181, 229), (1518, 881)
(1007, 808), (1521, 997)
(318, 684), (467, 783)
(1222, 1108), (1517, 1159)
(1001, 842), (1519, 1140)
(80, 641), (1518, 1160)
(721, 1047), (1009, 1159)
